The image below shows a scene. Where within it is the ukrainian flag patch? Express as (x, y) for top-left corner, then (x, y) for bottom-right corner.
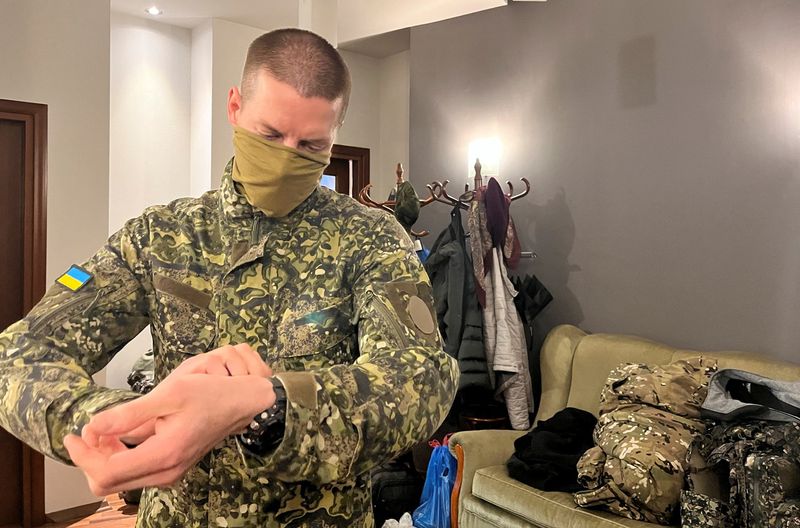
(56, 265), (93, 292)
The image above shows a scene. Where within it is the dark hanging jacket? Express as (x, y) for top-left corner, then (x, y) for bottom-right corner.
(425, 206), (491, 392)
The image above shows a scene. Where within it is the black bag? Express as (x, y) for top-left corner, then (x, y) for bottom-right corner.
(371, 454), (423, 527)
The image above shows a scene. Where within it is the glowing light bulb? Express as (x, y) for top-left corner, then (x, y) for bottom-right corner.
(468, 137), (502, 180)
(145, 6), (163, 15)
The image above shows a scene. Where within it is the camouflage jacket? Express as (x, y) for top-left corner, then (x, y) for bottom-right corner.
(574, 358), (716, 525)
(0, 161), (459, 527)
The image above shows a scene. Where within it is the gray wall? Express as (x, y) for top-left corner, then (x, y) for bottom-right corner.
(411, 0), (800, 361)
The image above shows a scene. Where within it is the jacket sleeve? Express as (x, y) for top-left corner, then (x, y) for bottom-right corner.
(0, 217), (152, 464)
(243, 214), (460, 484)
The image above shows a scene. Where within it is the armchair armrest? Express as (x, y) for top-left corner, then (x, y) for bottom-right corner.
(449, 429), (526, 527)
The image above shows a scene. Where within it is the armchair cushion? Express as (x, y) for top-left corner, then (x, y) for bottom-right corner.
(472, 465), (663, 528)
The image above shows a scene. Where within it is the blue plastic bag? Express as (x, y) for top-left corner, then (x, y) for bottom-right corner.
(412, 436), (457, 528)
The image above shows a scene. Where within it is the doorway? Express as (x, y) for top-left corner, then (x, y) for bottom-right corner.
(0, 98), (48, 528)
(322, 144), (369, 197)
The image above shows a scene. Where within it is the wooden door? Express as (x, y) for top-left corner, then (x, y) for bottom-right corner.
(322, 157), (351, 195)
(0, 99), (47, 528)
(328, 144), (369, 197)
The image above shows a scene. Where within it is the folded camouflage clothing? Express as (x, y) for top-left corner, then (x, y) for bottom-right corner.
(681, 420), (800, 528)
(574, 358), (717, 525)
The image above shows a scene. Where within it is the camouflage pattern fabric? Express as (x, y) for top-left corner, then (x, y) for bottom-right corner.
(679, 490), (734, 528)
(748, 454), (800, 528)
(392, 181), (420, 233)
(574, 358), (717, 525)
(0, 160), (459, 527)
(682, 420), (800, 528)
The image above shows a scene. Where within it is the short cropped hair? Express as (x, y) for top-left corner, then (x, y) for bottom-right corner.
(241, 28), (351, 123)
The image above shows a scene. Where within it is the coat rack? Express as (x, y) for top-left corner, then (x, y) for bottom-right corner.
(358, 160), (535, 259)
(428, 159), (535, 260)
(427, 159), (531, 211)
(358, 163), (434, 237)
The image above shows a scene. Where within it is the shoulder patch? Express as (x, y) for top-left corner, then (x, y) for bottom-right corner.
(56, 265), (93, 292)
(382, 281), (439, 344)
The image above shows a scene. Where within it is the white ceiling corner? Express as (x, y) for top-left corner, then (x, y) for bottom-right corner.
(338, 28), (410, 59)
(336, 0), (508, 43)
(110, 0), (301, 30)
(112, 0), (512, 43)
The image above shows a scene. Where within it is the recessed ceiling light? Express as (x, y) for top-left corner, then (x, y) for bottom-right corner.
(145, 6), (163, 16)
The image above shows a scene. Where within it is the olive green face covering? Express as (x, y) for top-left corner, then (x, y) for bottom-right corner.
(231, 126), (331, 217)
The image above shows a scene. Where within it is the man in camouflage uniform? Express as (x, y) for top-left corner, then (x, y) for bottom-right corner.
(0, 28), (458, 527)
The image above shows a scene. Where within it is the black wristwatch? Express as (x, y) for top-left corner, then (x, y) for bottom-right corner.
(238, 377), (287, 456)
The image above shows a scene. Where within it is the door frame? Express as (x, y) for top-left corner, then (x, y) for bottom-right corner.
(331, 144), (369, 197)
(0, 98), (48, 528)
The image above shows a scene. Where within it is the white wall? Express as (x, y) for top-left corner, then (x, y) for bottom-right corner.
(0, 0), (112, 514)
(337, 49), (410, 202)
(378, 51), (410, 202)
(109, 12), (192, 231)
(190, 20), (214, 196)
(337, 50), (381, 195)
(106, 12), (193, 391)
(299, 0), (338, 46)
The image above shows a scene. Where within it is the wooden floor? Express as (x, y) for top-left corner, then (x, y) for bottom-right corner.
(42, 495), (137, 528)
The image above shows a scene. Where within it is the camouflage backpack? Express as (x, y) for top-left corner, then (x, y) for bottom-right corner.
(681, 421), (800, 528)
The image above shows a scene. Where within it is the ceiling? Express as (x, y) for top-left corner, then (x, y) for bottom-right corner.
(336, 0), (507, 42)
(110, 0), (544, 56)
(110, 0), (300, 30)
(338, 28), (410, 59)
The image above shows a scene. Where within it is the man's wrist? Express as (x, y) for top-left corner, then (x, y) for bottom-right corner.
(238, 377), (287, 456)
(249, 376), (278, 415)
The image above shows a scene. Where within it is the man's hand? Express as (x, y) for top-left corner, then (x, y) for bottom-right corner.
(172, 343), (272, 378)
(80, 343), (272, 447)
(65, 373), (275, 496)
(64, 344), (276, 496)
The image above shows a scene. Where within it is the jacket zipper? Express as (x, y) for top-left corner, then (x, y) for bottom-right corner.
(212, 215), (264, 347)
(249, 215), (261, 246)
(367, 291), (411, 349)
(28, 291), (98, 334)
